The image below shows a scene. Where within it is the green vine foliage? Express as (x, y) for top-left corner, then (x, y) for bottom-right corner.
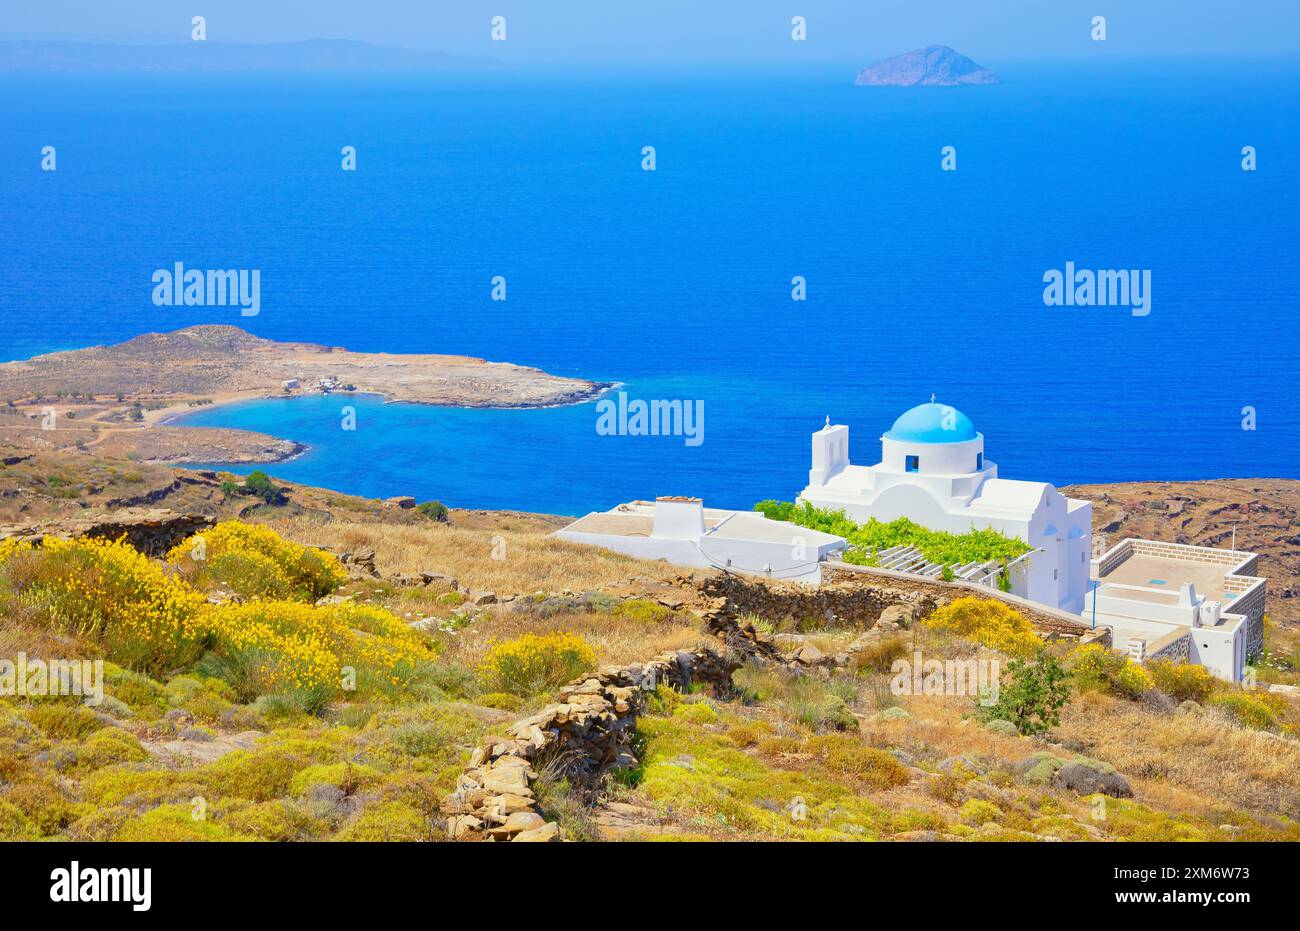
(754, 500), (1032, 568)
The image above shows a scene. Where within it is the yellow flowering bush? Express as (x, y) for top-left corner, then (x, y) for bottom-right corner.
(1113, 660), (1155, 697)
(1067, 643), (1154, 698)
(477, 631), (597, 697)
(198, 600), (435, 708)
(1, 536), (208, 675)
(1065, 642), (1121, 691)
(922, 597), (1043, 658)
(1209, 692), (1286, 731)
(168, 521), (346, 601)
(0, 537), (33, 566)
(1148, 659), (1217, 703)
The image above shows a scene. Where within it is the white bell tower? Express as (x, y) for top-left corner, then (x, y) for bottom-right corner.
(809, 417), (849, 487)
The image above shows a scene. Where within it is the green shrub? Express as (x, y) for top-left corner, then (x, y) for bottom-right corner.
(673, 702), (719, 725)
(26, 703), (108, 740)
(242, 471), (283, 504)
(613, 598), (673, 624)
(288, 762), (382, 797)
(1066, 643), (1152, 698)
(220, 799), (328, 841)
(959, 799), (1002, 826)
(416, 501), (449, 522)
(76, 727), (150, 769)
(0, 798), (39, 840)
(113, 803), (250, 841)
(979, 651), (1070, 736)
(336, 801), (430, 841)
(105, 666), (167, 717)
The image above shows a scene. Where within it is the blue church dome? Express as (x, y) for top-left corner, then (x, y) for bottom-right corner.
(884, 401), (978, 444)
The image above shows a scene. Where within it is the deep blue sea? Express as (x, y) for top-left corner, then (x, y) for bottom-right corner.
(1, 60), (1297, 515)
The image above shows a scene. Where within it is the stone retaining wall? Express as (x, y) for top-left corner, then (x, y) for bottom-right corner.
(701, 566), (1093, 640)
(442, 562), (1122, 841)
(699, 571), (943, 631)
(442, 647), (739, 842)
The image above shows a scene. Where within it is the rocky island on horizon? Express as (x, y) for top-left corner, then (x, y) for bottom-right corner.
(855, 45), (1000, 86)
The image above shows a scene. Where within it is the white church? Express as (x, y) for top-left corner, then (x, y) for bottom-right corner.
(798, 400), (1094, 612)
(554, 398), (1264, 682)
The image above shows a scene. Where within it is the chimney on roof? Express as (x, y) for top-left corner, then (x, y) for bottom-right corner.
(652, 496), (705, 540)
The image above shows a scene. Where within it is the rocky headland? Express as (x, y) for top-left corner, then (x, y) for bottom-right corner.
(0, 326), (611, 464)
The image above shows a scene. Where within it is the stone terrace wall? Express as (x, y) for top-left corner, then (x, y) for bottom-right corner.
(701, 566), (1093, 640)
(442, 647), (738, 842)
(699, 571), (943, 630)
(821, 563), (1096, 638)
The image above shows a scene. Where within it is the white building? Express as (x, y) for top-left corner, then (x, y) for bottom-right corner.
(554, 496), (847, 584)
(797, 401), (1093, 612)
(1085, 538), (1265, 682)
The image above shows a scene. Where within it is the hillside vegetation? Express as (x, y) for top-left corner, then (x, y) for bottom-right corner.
(2, 509), (1298, 842)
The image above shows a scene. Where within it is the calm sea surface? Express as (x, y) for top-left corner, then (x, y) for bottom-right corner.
(1, 60), (1296, 514)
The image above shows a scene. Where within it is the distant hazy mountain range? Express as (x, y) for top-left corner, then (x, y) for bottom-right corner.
(855, 45), (999, 86)
(0, 38), (496, 72)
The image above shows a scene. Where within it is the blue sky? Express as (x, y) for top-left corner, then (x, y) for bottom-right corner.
(4, 0), (1298, 62)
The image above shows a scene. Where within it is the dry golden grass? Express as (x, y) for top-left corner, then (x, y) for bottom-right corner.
(0, 618), (100, 661)
(439, 608), (709, 670)
(263, 515), (687, 596)
(1056, 689), (1300, 820)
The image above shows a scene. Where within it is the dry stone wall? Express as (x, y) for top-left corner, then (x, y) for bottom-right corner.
(442, 647), (739, 842)
(699, 571), (943, 631)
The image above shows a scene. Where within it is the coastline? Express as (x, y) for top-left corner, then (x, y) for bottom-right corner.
(153, 381), (621, 466)
(0, 326), (617, 467)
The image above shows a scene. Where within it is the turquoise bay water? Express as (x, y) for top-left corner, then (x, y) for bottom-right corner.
(2, 60), (1297, 514)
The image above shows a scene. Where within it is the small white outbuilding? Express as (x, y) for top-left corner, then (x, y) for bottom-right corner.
(554, 496), (847, 584)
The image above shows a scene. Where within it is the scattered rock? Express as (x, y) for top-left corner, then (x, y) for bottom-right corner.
(1052, 761), (1133, 798)
(793, 643), (826, 665)
(877, 604), (915, 629)
(892, 830), (939, 842)
(488, 811), (545, 838)
(446, 815), (483, 840)
(512, 822), (560, 843)
(337, 547), (378, 577)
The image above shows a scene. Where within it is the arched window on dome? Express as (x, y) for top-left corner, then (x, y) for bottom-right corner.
(976, 452), (983, 470)
(905, 455), (920, 473)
